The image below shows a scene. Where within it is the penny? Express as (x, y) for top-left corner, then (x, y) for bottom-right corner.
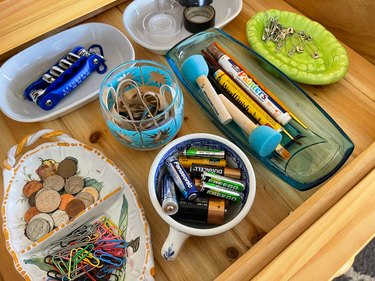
(24, 206), (40, 223)
(65, 199), (85, 217)
(30, 213), (54, 231)
(75, 192), (94, 208)
(65, 156), (78, 164)
(35, 189), (61, 213)
(51, 210), (70, 227)
(28, 191), (38, 207)
(64, 175), (84, 194)
(59, 194), (75, 211)
(82, 186), (99, 201)
(58, 158), (77, 178)
(23, 180), (43, 198)
(43, 175), (65, 191)
(26, 218), (50, 242)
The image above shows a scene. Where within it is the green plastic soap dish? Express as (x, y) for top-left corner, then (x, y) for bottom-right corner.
(246, 9), (349, 85)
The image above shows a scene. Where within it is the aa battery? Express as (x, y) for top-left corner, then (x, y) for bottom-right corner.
(190, 164), (241, 179)
(201, 182), (244, 202)
(173, 196), (226, 225)
(165, 156), (198, 201)
(183, 146), (225, 159)
(161, 174), (179, 215)
(178, 156), (227, 169)
(201, 171), (246, 192)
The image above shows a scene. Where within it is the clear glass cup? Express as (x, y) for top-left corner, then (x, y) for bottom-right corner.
(99, 60), (184, 150)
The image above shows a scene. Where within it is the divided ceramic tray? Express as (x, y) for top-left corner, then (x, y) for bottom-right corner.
(0, 23), (135, 122)
(123, 0), (243, 54)
(166, 28), (354, 190)
(2, 129), (154, 281)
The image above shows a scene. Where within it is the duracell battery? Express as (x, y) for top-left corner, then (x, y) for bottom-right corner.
(178, 156), (227, 169)
(172, 196), (226, 225)
(190, 163), (241, 179)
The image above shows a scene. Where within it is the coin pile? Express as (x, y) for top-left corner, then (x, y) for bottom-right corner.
(23, 157), (100, 242)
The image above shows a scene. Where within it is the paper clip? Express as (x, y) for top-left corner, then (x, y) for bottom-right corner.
(94, 249), (125, 267)
(51, 255), (69, 277)
(47, 269), (64, 280)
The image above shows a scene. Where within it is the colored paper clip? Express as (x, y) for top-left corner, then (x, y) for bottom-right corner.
(103, 218), (123, 236)
(94, 250), (125, 267)
(51, 255), (69, 277)
(94, 264), (119, 280)
(47, 269), (64, 280)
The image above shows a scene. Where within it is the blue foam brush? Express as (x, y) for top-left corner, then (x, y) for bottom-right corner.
(219, 94), (282, 157)
(181, 55), (232, 125)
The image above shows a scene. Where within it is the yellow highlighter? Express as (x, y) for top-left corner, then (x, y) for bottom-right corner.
(211, 67), (293, 140)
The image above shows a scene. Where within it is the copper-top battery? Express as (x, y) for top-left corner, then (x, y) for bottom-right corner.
(190, 163), (241, 179)
(172, 196), (226, 225)
(178, 156), (227, 169)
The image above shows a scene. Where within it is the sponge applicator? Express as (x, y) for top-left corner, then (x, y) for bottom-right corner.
(219, 94), (282, 157)
(181, 55), (232, 125)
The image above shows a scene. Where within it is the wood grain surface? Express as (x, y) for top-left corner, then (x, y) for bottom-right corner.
(0, 0), (128, 61)
(0, 1), (374, 281)
(253, 168), (375, 281)
(286, 0), (375, 65)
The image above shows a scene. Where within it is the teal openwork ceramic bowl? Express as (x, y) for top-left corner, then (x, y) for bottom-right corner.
(99, 60), (184, 150)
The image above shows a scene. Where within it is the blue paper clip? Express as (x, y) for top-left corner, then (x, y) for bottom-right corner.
(94, 249), (125, 267)
(24, 44), (107, 110)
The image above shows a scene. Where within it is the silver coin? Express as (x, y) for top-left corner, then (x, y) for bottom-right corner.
(35, 188), (61, 213)
(51, 210), (70, 227)
(43, 175), (65, 191)
(30, 213), (54, 231)
(75, 191), (94, 208)
(26, 218), (50, 242)
(64, 175), (84, 194)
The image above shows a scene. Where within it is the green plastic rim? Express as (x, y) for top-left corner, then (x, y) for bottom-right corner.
(246, 9), (349, 85)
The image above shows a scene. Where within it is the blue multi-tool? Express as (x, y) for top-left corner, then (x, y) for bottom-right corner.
(24, 44), (107, 110)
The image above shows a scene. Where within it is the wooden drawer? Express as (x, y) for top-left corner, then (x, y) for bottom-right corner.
(0, 0), (374, 280)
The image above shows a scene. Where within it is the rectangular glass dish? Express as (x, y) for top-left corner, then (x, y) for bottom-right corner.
(166, 28), (354, 190)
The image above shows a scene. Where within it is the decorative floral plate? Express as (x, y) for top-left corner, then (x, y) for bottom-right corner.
(2, 129), (155, 281)
(246, 9), (349, 85)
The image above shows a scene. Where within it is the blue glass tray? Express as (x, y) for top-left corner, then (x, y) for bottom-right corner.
(166, 28), (354, 190)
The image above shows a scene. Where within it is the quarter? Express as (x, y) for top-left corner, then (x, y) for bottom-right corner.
(75, 191), (94, 208)
(64, 175), (84, 194)
(35, 189), (61, 213)
(30, 213), (54, 231)
(43, 175), (65, 191)
(26, 218), (50, 242)
(81, 186), (99, 201)
(51, 210), (70, 227)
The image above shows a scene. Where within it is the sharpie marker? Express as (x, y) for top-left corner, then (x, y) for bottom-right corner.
(207, 43), (292, 125)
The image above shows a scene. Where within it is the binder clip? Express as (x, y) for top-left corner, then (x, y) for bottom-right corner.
(24, 44), (107, 110)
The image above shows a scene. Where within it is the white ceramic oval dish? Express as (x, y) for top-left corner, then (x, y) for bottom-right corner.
(0, 23), (135, 122)
(123, 0), (243, 54)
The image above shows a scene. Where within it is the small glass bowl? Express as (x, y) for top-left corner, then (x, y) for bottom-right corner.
(99, 60), (184, 150)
